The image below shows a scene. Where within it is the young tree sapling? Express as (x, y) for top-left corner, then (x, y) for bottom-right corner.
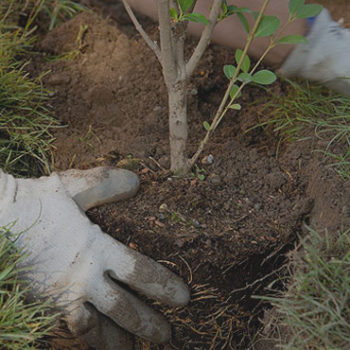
(122, 0), (322, 174)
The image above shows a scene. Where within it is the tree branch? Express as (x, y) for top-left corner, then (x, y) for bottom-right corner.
(186, 0), (222, 78)
(174, 22), (187, 80)
(157, 0), (178, 85)
(122, 0), (161, 62)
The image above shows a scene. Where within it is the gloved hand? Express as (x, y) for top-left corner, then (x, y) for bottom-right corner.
(280, 9), (350, 96)
(0, 167), (189, 349)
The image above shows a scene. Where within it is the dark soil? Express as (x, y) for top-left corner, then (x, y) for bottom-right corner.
(26, 1), (350, 349)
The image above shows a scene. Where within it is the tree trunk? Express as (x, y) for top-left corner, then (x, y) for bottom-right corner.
(168, 80), (188, 174)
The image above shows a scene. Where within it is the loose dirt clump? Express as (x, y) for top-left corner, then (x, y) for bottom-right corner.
(28, 3), (350, 349)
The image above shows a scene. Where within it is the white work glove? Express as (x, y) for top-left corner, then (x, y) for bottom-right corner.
(0, 167), (189, 349)
(280, 9), (350, 96)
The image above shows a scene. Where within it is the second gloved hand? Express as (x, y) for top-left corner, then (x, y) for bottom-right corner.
(280, 9), (350, 96)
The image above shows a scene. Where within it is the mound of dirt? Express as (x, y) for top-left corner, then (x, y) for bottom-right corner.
(28, 3), (350, 349)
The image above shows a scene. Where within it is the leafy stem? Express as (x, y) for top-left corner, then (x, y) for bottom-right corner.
(189, 0), (271, 168)
(189, 0), (321, 169)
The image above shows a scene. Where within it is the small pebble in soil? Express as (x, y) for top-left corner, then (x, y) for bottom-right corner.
(128, 242), (138, 250)
(190, 88), (198, 95)
(159, 203), (169, 213)
(175, 238), (185, 248)
(158, 155), (170, 169)
(158, 213), (166, 221)
(201, 154), (214, 165)
(193, 219), (201, 228)
(254, 203), (262, 211)
(208, 173), (221, 185)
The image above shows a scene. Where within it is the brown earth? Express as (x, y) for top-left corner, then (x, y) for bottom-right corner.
(26, 1), (350, 349)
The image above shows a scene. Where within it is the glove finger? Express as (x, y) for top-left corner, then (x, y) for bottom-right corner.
(88, 275), (171, 344)
(65, 302), (95, 337)
(66, 303), (134, 350)
(90, 312), (134, 350)
(98, 233), (190, 307)
(58, 167), (139, 211)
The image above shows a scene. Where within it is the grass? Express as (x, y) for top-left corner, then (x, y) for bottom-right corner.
(253, 79), (350, 179)
(0, 0), (87, 31)
(0, 1), (64, 347)
(0, 0), (87, 177)
(0, 226), (57, 350)
(258, 227), (350, 350)
(0, 5), (59, 177)
(253, 81), (350, 348)
(42, 0), (87, 31)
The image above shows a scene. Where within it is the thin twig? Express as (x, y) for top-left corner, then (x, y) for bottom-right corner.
(122, 0), (162, 62)
(186, 0), (222, 77)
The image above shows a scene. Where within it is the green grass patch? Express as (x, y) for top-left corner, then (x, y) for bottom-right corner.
(253, 79), (350, 179)
(1, 0), (87, 30)
(0, 226), (57, 349)
(259, 227), (350, 350)
(42, 0), (88, 31)
(0, 8), (58, 177)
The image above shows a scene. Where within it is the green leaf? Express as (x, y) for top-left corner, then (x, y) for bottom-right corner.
(237, 7), (251, 13)
(235, 49), (250, 73)
(289, 0), (304, 16)
(169, 8), (178, 21)
(197, 174), (205, 181)
(277, 34), (307, 44)
(227, 5), (238, 13)
(238, 72), (253, 83)
(255, 15), (280, 37)
(295, 4), (323, 19)
(229, 103), (241, 110)
(252, 70), (277, 85)
(203, 121), (211, 131)
(178, 0), (194, 13)
(237, 12), (250, 34)
(230, 84), (242, 99)
(219, 3), (237, 20)
(183, 13), (209, 25)
(223, 65), (236, 79)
